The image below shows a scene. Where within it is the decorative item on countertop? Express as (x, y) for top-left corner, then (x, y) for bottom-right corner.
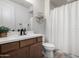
(0, 26), (10, 37)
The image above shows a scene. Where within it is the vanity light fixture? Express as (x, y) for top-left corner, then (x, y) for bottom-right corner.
(25, 0), (27, 1)
(25, 0), (31, 3)
(25, 0), (33, 5)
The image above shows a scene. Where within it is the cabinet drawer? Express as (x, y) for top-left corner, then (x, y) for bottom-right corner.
(20, 38), (36, 47)
(1, 47), (29, 58)
(0, 42), (19, 53)
(37, 36), (42, 42)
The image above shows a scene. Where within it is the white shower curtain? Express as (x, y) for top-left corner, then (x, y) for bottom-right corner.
(50, 1), (79, 56)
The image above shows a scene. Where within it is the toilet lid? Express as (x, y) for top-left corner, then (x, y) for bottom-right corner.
(43, 43), (55, 48)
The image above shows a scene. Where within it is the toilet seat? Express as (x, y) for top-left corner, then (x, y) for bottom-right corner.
(43, 43), (55, 47)
(43, 43), (55, 50)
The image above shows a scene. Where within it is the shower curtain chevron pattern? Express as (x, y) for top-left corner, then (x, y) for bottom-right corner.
(50, 1), (79, 56)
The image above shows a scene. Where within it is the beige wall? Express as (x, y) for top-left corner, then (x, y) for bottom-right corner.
(27, 0), (46, 35)
(44, 0), (51, 42)
(28, 0), (52, 42)
(27, 0), (52, 43)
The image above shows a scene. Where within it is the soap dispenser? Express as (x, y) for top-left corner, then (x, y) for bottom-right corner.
(27, 24), (31, 31)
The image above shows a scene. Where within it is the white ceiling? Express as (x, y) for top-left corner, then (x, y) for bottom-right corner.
(50, 0), (78, 8)
(9, 0), (32, 8)
(10, 0), (78, 9)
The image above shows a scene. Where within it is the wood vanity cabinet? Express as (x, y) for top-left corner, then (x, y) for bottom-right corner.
(0, 36), (43, 58)
(30, 43), (42, 58)
(2, 47), (29, 58)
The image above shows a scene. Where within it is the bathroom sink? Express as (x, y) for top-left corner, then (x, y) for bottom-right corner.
(8, 34), (34, 40)
(6, 31), (42, 41)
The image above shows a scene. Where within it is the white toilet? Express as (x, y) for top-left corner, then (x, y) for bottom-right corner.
(42, 43), (55, 58)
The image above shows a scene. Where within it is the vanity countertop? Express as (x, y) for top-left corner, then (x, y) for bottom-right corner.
(0, 34), (44, 44)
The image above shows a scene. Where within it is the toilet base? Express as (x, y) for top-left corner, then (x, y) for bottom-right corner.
(42, 43), (55, 58)
(44, 50), (54, 58)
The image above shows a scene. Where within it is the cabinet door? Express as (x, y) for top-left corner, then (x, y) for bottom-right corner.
(1, 42), (19, 53)
(1, 47), (29, 58)
(30, 43), (42, 58)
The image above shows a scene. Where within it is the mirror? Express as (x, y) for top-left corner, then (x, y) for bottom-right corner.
(0, 0), (33, 31)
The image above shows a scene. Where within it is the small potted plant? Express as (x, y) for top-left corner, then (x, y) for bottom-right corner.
(0, 26), (10, 37)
